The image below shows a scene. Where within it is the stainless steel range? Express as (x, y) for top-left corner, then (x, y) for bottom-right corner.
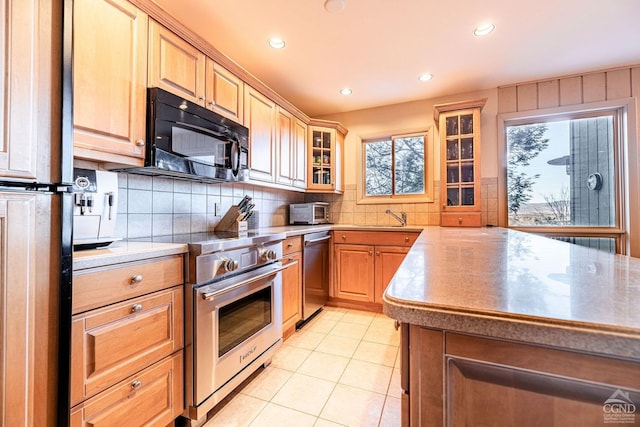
(179, 231), (288, 425)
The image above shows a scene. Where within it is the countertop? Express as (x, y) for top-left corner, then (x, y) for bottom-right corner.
(383, 227), (640, 359)
(73, 241), (187, 270)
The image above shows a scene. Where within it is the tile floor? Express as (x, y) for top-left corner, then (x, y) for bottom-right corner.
(204, 307), (402, 427)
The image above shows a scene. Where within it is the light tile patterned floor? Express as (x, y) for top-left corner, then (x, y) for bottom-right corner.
(204, 307), (402, 427)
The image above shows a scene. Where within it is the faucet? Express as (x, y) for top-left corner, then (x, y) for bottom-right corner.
(385, 209), (407, 227)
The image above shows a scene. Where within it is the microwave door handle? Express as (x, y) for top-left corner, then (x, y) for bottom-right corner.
(175, 121), (229, 139)
(231, 138), (240, 176)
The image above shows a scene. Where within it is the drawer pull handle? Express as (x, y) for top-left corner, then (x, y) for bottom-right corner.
(131, 303), (142, 313)
(131, 275), (143, 284)
(405, 236), (409, 242)
(342, 234), (346, 240)
(131, 380), (142, 390)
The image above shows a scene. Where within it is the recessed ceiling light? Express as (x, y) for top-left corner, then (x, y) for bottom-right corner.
(418, 73), (433, 82)
(324, 0), (345, 13)
(340, 88), (352, 96)
(268, 38), (285, 49)
(474, 23), (495, 36)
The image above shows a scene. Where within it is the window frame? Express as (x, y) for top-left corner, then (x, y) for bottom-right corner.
(357, 128), (434, 205)
(497, 98), (639, 255)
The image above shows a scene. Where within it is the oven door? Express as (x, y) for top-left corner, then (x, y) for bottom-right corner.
(192, 263), (285, 406)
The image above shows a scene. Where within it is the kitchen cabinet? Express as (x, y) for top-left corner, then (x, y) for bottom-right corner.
(276, 108), (307, 188)
(307, 121), (346, 194)
(73, 0), (148, 166)
(71, 253), (185, 425)
(245, 86), (277, 182)
(435, 99), (486, 226)
(148, 19), (206, 105)
(281, 236), (303, 339)
(332, 231), (418, 310)
(403, 325), (640, 427)
(205, 58), (244, 123)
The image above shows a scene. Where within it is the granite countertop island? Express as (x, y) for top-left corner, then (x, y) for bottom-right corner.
(383, 226), (640, 359)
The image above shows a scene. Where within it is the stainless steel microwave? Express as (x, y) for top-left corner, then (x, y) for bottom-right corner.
(122, 87), (249, 182)
(289, 202), (330, 225)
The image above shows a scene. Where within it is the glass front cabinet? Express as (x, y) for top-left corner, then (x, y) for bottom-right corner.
(307, 121), (346, 193)
(435, 99), (486, 226)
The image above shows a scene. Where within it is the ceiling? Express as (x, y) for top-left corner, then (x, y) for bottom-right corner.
(151, 0), (640, 117)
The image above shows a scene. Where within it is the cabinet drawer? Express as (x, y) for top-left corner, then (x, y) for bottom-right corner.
(333, 230), (418, 246)
(70, 351), (183, 427)
(440, 212), (482, 227)
(73, 254), (183, 314)
(70, 286), (183, 405)
(283, 235), (303, 255)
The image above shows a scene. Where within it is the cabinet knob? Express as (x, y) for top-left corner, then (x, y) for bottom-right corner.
(199, 96), (205, 102)
(208, 100), (215, 106)
(287, 243), (293, 247)
(135, 139), (145, 147)
(131, 380), (142, 390)
(341, 234), (346, 240)
(376, 251), (380, 256)
(404, 236), (409, 242)
(131, 274), (143, 284)
(458, 217), (463, 224)
(131, 303), (142, 313)
(442, 204), (447, 209)
(369, 250), (373, 255)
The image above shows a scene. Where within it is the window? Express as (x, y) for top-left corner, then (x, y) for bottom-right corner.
(361, 131), (431, 202)
(504, 110), (624, 253)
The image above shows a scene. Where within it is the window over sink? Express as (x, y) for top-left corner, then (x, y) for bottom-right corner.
(358, 129), (434, 204)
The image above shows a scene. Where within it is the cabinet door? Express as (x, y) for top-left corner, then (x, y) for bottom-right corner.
(70, 352), (183, 427)
(440, 107), (482, 226)
(0, 193), (59, 426)
(293, 119), (307, 188)
(276, 107), (293, 186)
(307, 126), (336, 191)
(334, 244), (375, 302)
(148, 20), (205, 105)
(73, 0), (147, 166)
(0, 0), (59, 180)
(334, 129), (345, 194)
(205, 58), (244, 123)
(244, 87), (276, 182)
(374, 246), (409, 303)
(70, 286), (183, 405)
(281, 252), (302, 338)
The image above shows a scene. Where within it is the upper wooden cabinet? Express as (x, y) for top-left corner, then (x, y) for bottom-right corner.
(307, 121), (346, 194)
(73, 0), (148, 166)
(293, 118), (308, 189)
(148, 19), (205, 105)
(205, 59), (244, 123)
(435, 99), (486, 227)
(244, 86), (277, 182)
(275, 108), (307, 188)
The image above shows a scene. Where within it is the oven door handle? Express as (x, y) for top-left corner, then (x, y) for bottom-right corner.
(200, 263), (289, 301)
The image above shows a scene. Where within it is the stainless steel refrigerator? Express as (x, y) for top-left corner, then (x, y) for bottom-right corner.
(0, 2), (73, 426)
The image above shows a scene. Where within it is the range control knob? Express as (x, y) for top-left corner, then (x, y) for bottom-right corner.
(260, 249), (277, 262)
(220, 258), (239, 272)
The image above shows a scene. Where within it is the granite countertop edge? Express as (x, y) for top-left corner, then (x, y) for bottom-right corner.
(383, 295), (640, 360)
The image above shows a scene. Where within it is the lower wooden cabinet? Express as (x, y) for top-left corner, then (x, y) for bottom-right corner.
(70, 285), (183, 405)
(70, 351), (183, 426)
(332, 231), (418, 310)
(71, 252), (185, 425)
(404, 325), (640, 427)
(282, 236), (302, 339)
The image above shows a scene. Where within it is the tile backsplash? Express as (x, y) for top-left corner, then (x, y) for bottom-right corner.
(114, 173), (304, 239)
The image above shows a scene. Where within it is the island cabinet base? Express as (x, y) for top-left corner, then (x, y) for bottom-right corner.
(403, 325), (640, 427)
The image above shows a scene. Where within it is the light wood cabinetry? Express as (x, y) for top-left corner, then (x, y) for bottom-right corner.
(293, 118), (308, 189)
(148, 19), (206, 105)
(245, 86), (277, 182)
(73, 0), (148, 166)
(276, 108), (308, 188)
(205, 58), (244, 123)
(435, 99), (486, 227)
(403, 325), (640, 427)
(71, 253), (185, 425)
(307, 121), (346, 193)
(0, 1), (61, 425)
(282, 236), (303, 339)
(332, 231), (418, 310)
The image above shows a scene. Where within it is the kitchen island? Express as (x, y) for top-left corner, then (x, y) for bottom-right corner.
(383, 227), (640, 427)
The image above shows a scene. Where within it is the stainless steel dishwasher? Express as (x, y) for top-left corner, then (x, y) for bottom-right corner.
(299, 231), (331, 325)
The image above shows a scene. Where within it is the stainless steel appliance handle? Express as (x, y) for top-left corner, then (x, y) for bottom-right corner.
(304, 235), (331, 245)
(200, 263), (287, 301)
